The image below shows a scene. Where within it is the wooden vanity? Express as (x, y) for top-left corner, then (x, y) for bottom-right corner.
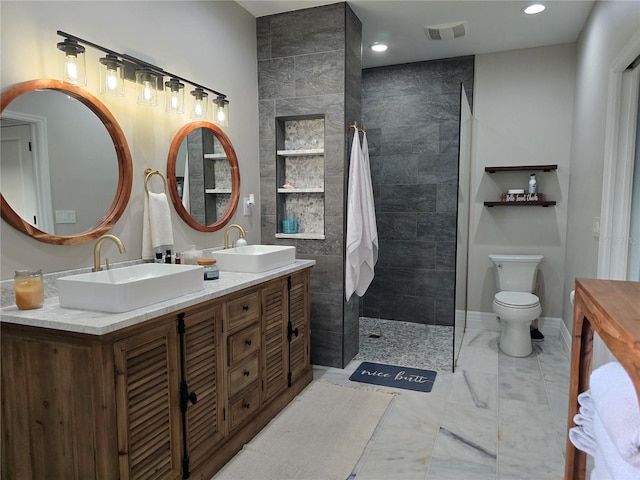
(565, 278), (640, 480)
(1, 264), (313, 480)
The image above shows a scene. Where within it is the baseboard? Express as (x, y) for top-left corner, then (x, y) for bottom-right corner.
(559, 319), (572, 354)
(466, 311), (563, 337)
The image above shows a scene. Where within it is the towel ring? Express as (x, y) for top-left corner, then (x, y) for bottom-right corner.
(144, 168), (167, 195)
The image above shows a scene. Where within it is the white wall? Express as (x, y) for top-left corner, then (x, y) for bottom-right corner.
(563, 0), (640, 331)
(468, 44), (576, 321)
(0, 1), (259, 279)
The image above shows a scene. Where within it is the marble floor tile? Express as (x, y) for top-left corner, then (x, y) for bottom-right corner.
(315, 321), (570, 480)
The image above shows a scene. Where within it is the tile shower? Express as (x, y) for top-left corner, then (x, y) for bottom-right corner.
(361, 57), (474, 327)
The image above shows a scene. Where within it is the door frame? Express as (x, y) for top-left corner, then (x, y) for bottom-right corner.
(1, 110), (54, 232)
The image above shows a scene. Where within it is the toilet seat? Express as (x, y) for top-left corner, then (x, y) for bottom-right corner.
(494, 291), (539, 309)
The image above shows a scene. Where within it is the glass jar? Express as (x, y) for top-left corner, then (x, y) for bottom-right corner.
(197, 258), (219, 281)
(14, 269), (44, 310)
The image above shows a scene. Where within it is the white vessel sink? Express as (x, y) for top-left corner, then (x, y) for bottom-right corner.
(57, 263), (204, 313)
(214, 245), (296, 273)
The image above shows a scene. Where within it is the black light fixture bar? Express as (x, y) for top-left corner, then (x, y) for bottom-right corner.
(57, 30), (227, 99)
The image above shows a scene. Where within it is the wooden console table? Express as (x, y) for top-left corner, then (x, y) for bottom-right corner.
(565, 278), (640, 480)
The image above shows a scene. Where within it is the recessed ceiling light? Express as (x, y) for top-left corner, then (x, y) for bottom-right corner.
(370, 43), (388, 52)
(523, 4), (546, 15)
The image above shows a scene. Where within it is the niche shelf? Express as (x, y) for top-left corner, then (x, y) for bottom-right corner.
(484, 164), (558, 208)
(275, 116), (326, 239)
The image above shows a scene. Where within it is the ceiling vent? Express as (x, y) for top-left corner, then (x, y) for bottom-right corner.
(424, 21), (468, 40)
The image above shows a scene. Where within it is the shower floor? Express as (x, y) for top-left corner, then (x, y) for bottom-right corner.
(353, 317), (453, 372)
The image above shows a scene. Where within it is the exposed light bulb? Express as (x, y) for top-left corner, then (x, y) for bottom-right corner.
(194, 101), (203, 117)
(217, 108), (226, 123)
(171, 93), (179, 109)
(143, 83), (152, 102)
(65, 55), (78, 81)
(105, 70), (118, 91)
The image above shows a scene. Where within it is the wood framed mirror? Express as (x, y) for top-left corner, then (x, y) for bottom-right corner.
(167, 121), (240, 232)
(0, 79), (133, 245)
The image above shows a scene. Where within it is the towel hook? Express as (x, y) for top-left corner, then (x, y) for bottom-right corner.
(144, 168), (168, 195)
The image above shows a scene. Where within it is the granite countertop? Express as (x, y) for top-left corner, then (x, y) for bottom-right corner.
(0, 260), (315, 336)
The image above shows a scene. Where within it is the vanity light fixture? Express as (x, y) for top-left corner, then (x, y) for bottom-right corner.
(165, 78), (185, 113)
(57, 38), (87, 86)
(136, 68), (159, 106)
(55, 31), (229, 122)
(213, 95), (229, 127)
(523, 3), (546, 14)
(190, 87), (209, 120)
(99, 53), (125, 96)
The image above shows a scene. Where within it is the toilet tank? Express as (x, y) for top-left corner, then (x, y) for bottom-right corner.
(488, 254), (544, 292)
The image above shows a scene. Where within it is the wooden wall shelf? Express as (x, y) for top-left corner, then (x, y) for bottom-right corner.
(485, 164), (558, 173)
(484, 201), (557, 207)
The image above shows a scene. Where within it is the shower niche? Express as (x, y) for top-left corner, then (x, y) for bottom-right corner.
(275, 116), (325, 239)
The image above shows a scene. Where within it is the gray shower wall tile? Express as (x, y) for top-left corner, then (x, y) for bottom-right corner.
(325, 177), (344, 217)
(309, 254), (344, 296)
(259, 138), (276, 178)
(369, 154), (419, 186)
(377, 212), (417, 241)
(380, 184), (437, 213)
(275, 94), (344, 137)
(258, 100), (275, 140)
(368, 266), (416, 298)
(417, 212), (457, 243)
(440, 56), (475, 95)
(436, 184), (458, 212)
(362, 63), (442, 100)
(438, 120), (461, 154)
(435, 297), (455, 326)
(295, 51), (345, 97)
(380, 294), (436, 325)
(256, 17), (271, 61)
(416, 269), (455, 299)
(378, 239), (436, 270)
(258, 58), (295, 100)
(324, 136), (345, 177)
(269, 3), (345, 59)
(259, 177), (276, 216)
(436, 241), (456, 271)
(379, 124), (440, 156)
(310, 329), (343, 368)
(311, 291), (345, 333)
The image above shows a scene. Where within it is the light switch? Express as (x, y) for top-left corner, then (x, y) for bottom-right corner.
(593, 216), (600, 238)
(55, 210), (77, 224)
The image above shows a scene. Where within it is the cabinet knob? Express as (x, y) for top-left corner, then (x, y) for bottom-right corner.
(242, 402), (251, 409)
(243, 370), (250, 376)
(245, 339), (252, 346)
(242, 305), (249, 311)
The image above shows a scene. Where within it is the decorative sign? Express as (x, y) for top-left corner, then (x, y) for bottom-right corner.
(501, 192), (544, 203)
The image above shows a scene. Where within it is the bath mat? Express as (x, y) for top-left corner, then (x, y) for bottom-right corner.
(212, 381), (394, 480)
(349, 361), (437, 393)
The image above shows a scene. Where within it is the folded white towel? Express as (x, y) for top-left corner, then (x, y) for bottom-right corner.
(142, 192), (174, 260)
(571, 390), (597, 456)
(592, 410), (640, 479)
(590, 362), (640, 467)
(570, 425), (597, 456)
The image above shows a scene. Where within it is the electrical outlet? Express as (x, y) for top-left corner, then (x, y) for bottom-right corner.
(593, 216), (600, 238)
(243, 197), (250, 216)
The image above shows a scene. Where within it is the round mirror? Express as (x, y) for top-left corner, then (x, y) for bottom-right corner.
(167, 122), (240, 232)
(0, 79), (133, 245)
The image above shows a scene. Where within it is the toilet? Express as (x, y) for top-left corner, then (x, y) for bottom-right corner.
(489, 254), (543, 357)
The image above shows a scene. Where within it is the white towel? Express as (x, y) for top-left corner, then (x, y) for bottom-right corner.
(592, 410), (640, 480)
(570, 390), (597, 456)
(182, 150), (190, 213)
(590, 361), (640, 467)
(345, 130), (378, 301)
(355, 132), (378, 297)
(142, 191), (174, 260)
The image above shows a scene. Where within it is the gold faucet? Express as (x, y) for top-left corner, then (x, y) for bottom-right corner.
(93, 234), (126, 272)
(224, 224), (247, 249)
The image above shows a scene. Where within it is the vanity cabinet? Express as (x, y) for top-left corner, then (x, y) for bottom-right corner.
(1, 268), (313, 480)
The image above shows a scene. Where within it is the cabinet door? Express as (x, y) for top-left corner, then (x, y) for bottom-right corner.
(182, 302), (226, 471)
(114, 322), (182, 480)
(262, 278), (288, 403)
(289, 270), (310, 382)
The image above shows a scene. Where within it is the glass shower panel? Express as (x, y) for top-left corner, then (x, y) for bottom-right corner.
(453, 85), (472, 370)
